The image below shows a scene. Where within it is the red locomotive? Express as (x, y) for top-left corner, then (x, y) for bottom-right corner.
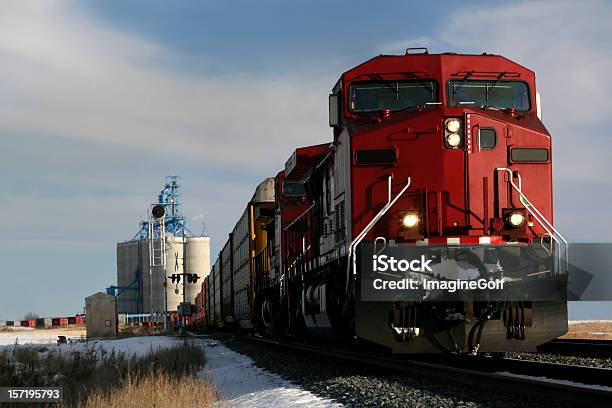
(194, 49), (568, 353)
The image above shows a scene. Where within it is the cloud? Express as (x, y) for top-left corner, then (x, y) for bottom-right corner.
(0, 0), (337, 321)
(379, 0), (612, 241)
(0, 0), (341, 252)
(439, 1), (612, 127)
(439, 1), (612, 241)
(0, 1), (334, 175)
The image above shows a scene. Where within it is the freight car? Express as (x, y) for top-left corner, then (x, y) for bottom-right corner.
(194, 50), (568, 353)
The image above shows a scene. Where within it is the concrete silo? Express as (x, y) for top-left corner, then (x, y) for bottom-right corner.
(111, 176), (210, 315)
(115, 240), (142, 314)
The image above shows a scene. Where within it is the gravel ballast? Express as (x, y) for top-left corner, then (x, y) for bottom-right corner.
(223, 338), (571, 408)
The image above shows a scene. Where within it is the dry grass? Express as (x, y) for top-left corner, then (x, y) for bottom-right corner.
(1, 339), (211, 407)
(79, 370), (216, 408)
(561, 320), (612, 340)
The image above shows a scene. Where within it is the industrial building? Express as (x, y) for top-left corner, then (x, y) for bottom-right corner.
(110, 176), (210, 315)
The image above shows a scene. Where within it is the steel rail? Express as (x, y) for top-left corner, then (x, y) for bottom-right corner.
(467, 356), (612, 387)
(243, 336), (612, 407)
(539, 339), (612, 356)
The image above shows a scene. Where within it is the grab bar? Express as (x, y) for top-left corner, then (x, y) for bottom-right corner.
(496, 168), (568, 273)
(345, 176), (412, 293)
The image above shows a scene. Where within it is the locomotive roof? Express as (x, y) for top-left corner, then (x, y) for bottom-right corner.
(284, 143), (332, 181)
(335, 52), (535, 90)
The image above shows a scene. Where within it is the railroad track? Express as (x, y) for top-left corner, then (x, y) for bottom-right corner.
(539, 338), (612, 356)
(243, 336), (612, 407)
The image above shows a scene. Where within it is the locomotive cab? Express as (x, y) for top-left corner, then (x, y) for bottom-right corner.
(327, 52), (557, 245)
(320, 51), (568, 352)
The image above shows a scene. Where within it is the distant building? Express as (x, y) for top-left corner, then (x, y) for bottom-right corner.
(85, 292), (117, 338)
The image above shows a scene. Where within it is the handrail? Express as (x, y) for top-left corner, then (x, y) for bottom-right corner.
(345, 176), (412, 293)
(283, 203), (315, 232)
(496, 168), (568, 273)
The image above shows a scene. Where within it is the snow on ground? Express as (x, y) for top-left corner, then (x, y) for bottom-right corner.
(198, 339), (342, 408)
(52, 335), (181, 357)
(0, 328), (180, 360)
(0, 327), (85, 346)
(3, 330), (342, 406)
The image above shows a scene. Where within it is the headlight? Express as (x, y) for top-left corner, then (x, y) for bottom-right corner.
(444, 118), (463, 149)
(401, 213), (419, 228)
(445, 118), (461, 133)
(446, 133), (462, 147)
(508, 211), (525, 227)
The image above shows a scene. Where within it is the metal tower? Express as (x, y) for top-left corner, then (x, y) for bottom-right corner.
(134, 176), (194, 240)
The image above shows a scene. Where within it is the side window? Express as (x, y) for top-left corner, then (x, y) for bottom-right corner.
(510, 148), (549, 163)
(478, 128), (497, 150)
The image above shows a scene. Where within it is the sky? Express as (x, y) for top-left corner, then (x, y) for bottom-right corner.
(1, 0), (611, 320)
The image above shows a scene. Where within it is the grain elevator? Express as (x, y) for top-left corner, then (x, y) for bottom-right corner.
(111, 176), (210, 315)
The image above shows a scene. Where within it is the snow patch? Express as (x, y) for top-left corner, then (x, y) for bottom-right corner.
(53, 336), (180, 357)
(0, 328), (84, 346)
(1, 333), (180, 360)
(198, 339), (342, 407)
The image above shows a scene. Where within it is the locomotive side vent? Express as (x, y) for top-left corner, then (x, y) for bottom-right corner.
(323, 219), (330, 238)
(334, 200), (346, 244)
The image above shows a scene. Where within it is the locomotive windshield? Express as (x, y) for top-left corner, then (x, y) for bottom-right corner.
(447, 79), (530, 111)
(349, 79), (438, 113)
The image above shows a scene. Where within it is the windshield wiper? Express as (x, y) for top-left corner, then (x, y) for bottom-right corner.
(351, 103), (438, 122)
(387, 105), (418, 114)
(379, 103), (433, 117)
(486, 72), (506, 99)
(391, 101), (442, 114)
(369, 73), (398, 95)
(403, 71), (433, 93)
(452, 71), (474, 94)
(480, 104), (528, 118)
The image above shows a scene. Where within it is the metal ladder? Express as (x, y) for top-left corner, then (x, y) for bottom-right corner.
(148, 218), (167, 268)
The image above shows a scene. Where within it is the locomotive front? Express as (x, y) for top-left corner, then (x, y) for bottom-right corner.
(328, 51), (568, 352)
